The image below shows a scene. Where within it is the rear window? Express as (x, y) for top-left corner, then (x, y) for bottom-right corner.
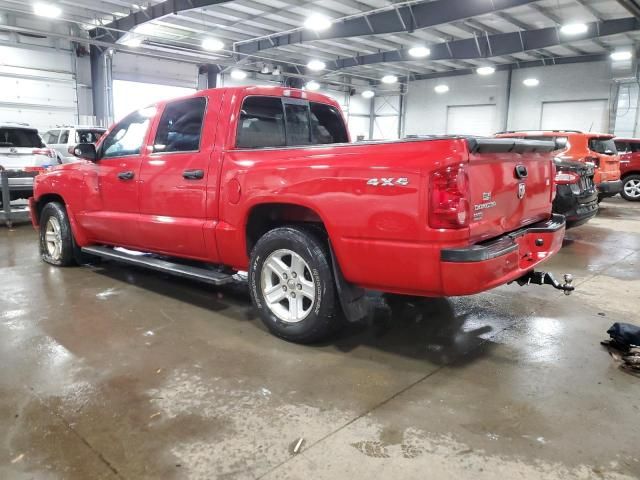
(76, 129), (105, 144)
(588, 138), (617, 155)
(0, 128), (45, 148)
(236, 96), (348, 149)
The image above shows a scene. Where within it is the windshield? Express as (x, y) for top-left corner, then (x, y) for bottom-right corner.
(588, 137), (617, 155)
(76, 129), (106, 144)
(0, 128), (45, 148)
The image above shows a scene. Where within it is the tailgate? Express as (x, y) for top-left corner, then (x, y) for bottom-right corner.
(466, 138), (555, 242)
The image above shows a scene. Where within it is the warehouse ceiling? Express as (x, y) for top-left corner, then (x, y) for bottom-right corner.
(0, 0), (639, 88)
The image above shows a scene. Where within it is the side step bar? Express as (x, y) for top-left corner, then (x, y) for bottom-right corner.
(81, 246), (234, 286)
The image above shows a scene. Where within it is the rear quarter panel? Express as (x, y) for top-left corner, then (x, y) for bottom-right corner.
(217, 138), (471, 295)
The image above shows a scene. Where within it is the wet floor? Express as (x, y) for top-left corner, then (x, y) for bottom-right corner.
(1, 198), (639, 479)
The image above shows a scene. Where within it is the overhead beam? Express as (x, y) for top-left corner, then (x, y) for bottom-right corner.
(616, 0), (640, 18)
(235, 0), (540, 55)
(329, 17), (638, 70)
(413, 53), (608, 81)
(90, 0), (234, 41)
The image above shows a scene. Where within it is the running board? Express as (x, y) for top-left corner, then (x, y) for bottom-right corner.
(81, 246), (234, 286)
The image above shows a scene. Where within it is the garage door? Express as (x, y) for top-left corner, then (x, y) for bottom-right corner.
(446, 104), (497, 136)
(541, 100), (608, 132)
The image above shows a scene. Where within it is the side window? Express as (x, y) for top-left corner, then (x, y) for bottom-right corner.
(615, 142), (629, 153)
(236, 97), (285, 148)
(632, 142), (640, 153)
(284, 102), (311, 146)
(59, 130), (69, 144)
(101, 108), (154, 159)
(43, 130), (60, 144)
(153, 97), (206, 153)
(310, 102), (349, 144)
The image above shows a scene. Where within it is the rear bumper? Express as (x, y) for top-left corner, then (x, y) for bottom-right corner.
(597, 180), (623, 198)
(439, 214), (565, 296)
(553, 185), (598, 228)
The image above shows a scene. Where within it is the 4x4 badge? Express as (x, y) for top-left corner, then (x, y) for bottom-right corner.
(518, 183), (526, 199)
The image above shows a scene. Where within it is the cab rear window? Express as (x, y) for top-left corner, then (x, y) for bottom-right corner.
(588, 138), (617, 155)
(0, 128), (45, 148)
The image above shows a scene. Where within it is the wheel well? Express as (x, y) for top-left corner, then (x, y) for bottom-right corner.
(34, 194), (65, 224)
(622, 172), (640, 180)
(246, 203), (326, 254)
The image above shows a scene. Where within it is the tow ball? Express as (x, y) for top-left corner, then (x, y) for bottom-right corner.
(512, 271), (575, 295)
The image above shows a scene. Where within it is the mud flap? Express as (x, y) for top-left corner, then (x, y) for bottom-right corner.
(329, 245), (368, 323)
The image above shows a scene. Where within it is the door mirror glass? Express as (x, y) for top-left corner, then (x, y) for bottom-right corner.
(69, 143), (97, 161)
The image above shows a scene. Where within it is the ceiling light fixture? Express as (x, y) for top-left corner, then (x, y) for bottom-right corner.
(523, 78), (540, 87)
(434, 84), (449, 94)
(381, 74), (398, 84)
(272, 66), (281, 76)
(33, 3), (62, 18)
(408, 46), (431, 58)
(304, 13), (332, 31)
(230, 69), (247, 80)
(477, 66), (496, 75)
(260, 64), (271, 74)
(201, 37), (224, 51)
(307, 59), (326, 71)
(611, 50), (633, 61)
(560, 23), (588, 35)
(305, 80), (320, 91)
(361, 90), (375, 99)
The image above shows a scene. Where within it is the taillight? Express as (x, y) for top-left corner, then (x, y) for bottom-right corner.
(24, 166), (46, 174)
(32, 148), (55, 158)
(554, 172), (579, 185)
(429, 164), (469, 229)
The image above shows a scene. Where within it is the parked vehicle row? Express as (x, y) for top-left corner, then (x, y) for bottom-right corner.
(29, 86), (576, 344)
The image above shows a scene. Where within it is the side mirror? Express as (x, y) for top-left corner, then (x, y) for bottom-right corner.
(69, 143), (97, 162)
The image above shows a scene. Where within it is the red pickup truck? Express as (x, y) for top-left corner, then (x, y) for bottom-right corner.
(30, 87), (571, 343)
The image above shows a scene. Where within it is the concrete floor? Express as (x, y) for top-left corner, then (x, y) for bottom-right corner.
(1, 198), (639, 480)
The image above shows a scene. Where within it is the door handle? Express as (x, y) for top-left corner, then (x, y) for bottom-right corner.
(117, 171), (134, 180)
(183, 169), (204, 180)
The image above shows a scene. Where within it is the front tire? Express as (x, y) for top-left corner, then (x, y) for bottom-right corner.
(39, 202), (76, 266)
(248, 226), (339, 343)
(621, 175), (640, 202)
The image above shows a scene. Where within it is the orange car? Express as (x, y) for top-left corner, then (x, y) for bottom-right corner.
(496, 130), (622, 200)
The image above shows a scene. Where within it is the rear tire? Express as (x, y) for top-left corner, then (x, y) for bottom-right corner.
(248, 226), (340, 343)
(621, 174), (640, 202)
(39, 202), (76, 266)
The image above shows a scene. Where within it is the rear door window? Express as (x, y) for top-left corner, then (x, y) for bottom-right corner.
(59, 130), (69, 144)
(310, 102), (348, 143)
(0, 128), (45, 148)
(589, 138), (617, 155)
(236, 97), (286, 148)
(42, 130), (60, 144)
(153, 97), (207, 153)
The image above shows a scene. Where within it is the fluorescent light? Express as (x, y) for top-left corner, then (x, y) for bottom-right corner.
(523, 78), (540, 87)
(560, 23), (588, 35)
(611, 50), (633, 61)
(307, 59), (326, 71)
(434, 84), (449, 94)
(361, 90), (375, 99)
(230, 69), (247, 80)
(33, 3), (61, 18)
(305, 80), (320, 91)
(202, 38), (224, 51)
(272, 66), (281, 76)
(123, 37), (142, 47)
(304, 13), (331, 31)
(381, 74), (398, 84)
(408, 46), (431, 58)
(477, 66), (496, 75)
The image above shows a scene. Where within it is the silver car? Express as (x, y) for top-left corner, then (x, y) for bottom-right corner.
(0, 123), (56, 203)
(43, 125), (107, 163)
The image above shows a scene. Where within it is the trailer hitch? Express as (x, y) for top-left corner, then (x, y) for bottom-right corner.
(513, 271), (575, 295)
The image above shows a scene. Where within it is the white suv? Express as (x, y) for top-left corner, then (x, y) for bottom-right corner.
(0, 123), (56, 203)
(43, 125), (107, 163)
